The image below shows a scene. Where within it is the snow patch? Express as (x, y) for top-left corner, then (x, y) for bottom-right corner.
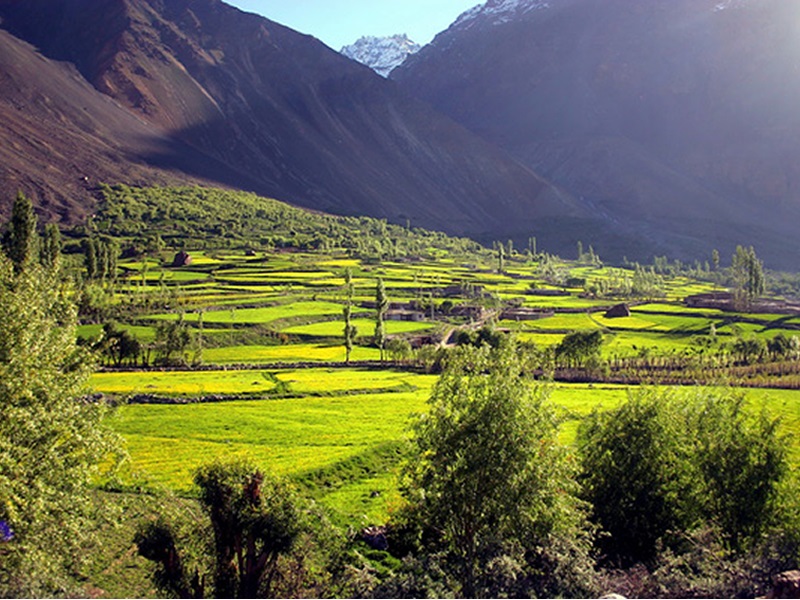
(714, 0), (752, 11)
(340, 34), (421, 78)
(453, 0), (551, 29)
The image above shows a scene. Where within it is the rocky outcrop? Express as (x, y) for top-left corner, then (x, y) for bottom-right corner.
(768, 570), (800, 599)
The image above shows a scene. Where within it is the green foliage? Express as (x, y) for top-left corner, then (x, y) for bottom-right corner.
(135, 516), (204, 598)
(768, 333), (800, 361)
(693, 391), (788, 550)
(137, 459), (306, 598)
(195, 460), (301, 598)
(0, 258), (121, 595)
(93, 184), (484, 259)
(5, 191), (38, 274)
(385, 337), (412, 362)
(454, 324), (505, 349)
(343, 269), (356, 364)
(83, 236), (119, 281)
(577, 390), (698, 565)
(578, 388), (790, 566)
(732, 335), (767, 365)
(555, 329), (604, 368)
(39, 223), (61, 271)
(155, 315), (193, 365)
(732, 245), (765, 309)
(374, 278), (388, 361)
(399, 343), (596, 597)
(96, 321), (142, 366)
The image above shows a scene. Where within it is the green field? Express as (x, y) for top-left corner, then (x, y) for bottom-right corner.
(75, 186), (800, 534)
(146, 300), (349, 325)
(103, 370), (800, 524)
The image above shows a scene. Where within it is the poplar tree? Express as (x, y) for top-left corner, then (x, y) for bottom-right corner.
(374, 277), (388, 362)
(497, 241), (505, 274)
(5, 191), (38, 274)
(343, 269), (356, 364)
(39, 223), (61, 271)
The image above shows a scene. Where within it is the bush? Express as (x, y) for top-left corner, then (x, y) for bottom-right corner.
(397, 343), (598, 597)
(578, 388), (790, 566)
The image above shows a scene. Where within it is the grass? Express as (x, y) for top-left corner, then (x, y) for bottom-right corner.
(200, 343), (381, 363)
(145, 300), (347, 325)
(110, 376), (800, 525)
(113, 388), (433, 518)
(282, 318), (435, 337)
(92, 368), (433, 397)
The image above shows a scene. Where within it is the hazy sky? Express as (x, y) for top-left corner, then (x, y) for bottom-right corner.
(226, 0), (479, 50)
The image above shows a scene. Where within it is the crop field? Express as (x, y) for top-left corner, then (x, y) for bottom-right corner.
(201, 343), (382, 363)
(105, 373), (800, 524)
(281, 318), (435, 338)
(78, 218), (800, 534)
(92, 367), (428, 397)
(111, 374), (437, 522)
(146, 300), (352, 325)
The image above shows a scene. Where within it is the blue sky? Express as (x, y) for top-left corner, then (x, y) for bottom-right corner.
(226, 0), (479, 50)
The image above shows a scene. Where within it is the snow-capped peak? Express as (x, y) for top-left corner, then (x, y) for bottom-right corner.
(714, 0), (752, 11)
(453, 0), (551, 29)
(340, 34), (421, 78)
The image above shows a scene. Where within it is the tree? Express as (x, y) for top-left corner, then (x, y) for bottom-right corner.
(577, 388), (790, 565)
(39, 223), (61, 271)
(731, 245), (764, 309)
(374, 277), (388, 361)
(577, 390), (698, 565)
(83, 237), (98, 280)
(342, 269), (356, 364)
(83, 236), (119, 281)
(732, 336), (767, 365)
(196, 461), (301, 598)
(399, 343), (595, 597)
(155, 315), (192, 364)
(555, 330), (603, 368)
(528, 236), (537, 257)
(0, 257), (120, 595)
(137, 460), (302, 599)
(5, 191), (38, 274)
(692, 391), (788, 550)
(385, 337), (412, 362)
(497, 241), (505, 274)
(97, 321), (142, 366)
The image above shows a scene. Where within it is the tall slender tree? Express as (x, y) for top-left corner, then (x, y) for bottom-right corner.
(343, 269), (356, 364)
(732, 245), (764, 309)
(497, 241), (505, 274)
(5, 191), (38, 274)
(39, 223), (61, 271)
(375, 277), (388, 362)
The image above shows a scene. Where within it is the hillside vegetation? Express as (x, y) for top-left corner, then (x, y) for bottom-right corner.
(2, 186), (800, 598)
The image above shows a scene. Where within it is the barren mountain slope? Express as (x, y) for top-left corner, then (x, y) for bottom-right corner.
(0, 0), (578, 240)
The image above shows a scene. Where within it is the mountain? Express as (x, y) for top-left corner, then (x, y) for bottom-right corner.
(392, 0), (800, 268)
(0, 0), (574, 241)
(340, 34), (420, 78)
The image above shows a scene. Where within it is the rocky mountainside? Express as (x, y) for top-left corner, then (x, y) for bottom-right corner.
(340, 34), (420, 77)
(0, 0), (574, 241)
(393, 0), (800, 268)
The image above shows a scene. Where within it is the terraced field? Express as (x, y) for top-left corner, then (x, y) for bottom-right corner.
(88, 245), (800, 527)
